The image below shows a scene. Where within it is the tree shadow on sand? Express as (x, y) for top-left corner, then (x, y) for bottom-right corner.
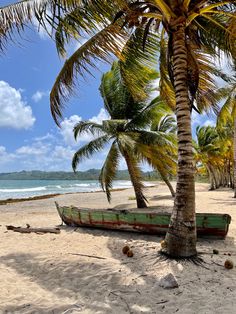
(0, 247), (179, 314)
(1, 225), (236, 313)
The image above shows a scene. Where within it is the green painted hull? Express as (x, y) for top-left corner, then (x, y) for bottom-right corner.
(55, 202), (231, 239)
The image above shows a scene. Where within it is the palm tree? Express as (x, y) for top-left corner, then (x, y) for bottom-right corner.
(148, 106), (177, 197)
(195, 124), (234, 190)
(217, 77), (236, 197)
(73, 61), (177, 208)
(195, 125), (222, 190)
(1, 1), (235, 257)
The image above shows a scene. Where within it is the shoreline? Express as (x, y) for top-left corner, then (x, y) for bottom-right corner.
(0, 187), (139, 206)
(0, 183), (158, 205)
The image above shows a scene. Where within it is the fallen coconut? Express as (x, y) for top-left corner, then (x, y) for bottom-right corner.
(161, 240), (167, 249)
(224, 259), (234, 270)
(127, 250), (134, 257)
(122, 245), (130, 255)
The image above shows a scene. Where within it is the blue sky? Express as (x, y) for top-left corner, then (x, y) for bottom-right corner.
(0, 1), (115, 172)
(0, 1), (229, 173)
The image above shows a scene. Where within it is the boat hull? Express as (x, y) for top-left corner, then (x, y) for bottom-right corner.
(55, 202), (231, 239)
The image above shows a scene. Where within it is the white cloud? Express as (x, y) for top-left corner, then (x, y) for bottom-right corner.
(0, 137), (116, 172)
(203, 119), (215, 127)
(60, 115), (82, 146)
(0, 107), (112, 172)
(0, 81), (35, 129)
(60, 108), (109, 146)
(0, 146), (16, 167)
(32, 90), (49, 102)
(0, 146), (6, 155)
(34, 133), (55, 142)
(52, 145), (74, 160)
(16, 144), (49, 156)
(90, 108), (110, 123)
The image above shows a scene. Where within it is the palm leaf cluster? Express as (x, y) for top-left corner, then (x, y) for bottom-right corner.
(195, 124), (234, 190)
(72, 62), (177, 207)
(216, 73), (236, 196)
(1, 1), (233, 123)
(49, 0), (236, 123)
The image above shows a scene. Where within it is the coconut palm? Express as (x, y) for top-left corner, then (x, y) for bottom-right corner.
(195, 124), (233, 190)
(195, 125), (222, 190)
(1, 1), (235, 257)
(73, 61), (177, 208)
(49, 1), (236, 258)
(217, 76), (236, 197)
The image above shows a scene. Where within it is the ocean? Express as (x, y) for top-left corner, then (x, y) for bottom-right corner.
(0, 180), (154, 200)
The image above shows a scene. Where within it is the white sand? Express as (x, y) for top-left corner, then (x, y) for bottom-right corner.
(0, 182), (235, 314)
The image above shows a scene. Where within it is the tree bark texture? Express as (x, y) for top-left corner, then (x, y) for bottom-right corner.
(234, 118), (236, 197)
(165, 22), (197, 257)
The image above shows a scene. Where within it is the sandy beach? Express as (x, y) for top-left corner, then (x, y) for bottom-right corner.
(0, 182), (235, 314)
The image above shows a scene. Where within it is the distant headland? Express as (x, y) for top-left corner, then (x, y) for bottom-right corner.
(0, 169), (161, 181)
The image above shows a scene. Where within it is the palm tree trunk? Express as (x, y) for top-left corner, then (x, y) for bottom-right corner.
(165, 21), (197, 257)
(234, 118), (236, 197)
(159, 170), (175, 197)
(206, 164), (215, 190)
(122, 150), (147, 208)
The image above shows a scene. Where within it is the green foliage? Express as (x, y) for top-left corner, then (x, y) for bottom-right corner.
(194, 124), (234, 189)
(72, 61), (177, 203)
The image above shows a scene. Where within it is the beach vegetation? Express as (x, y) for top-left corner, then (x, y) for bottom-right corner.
(0, 1), (236, 257)
(194, 125), (234, 191)
(72, 61), (176, 208)
(217, 76), (236, 197)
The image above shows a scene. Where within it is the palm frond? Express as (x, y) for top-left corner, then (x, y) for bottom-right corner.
(119, 27), (160, 101)
(50, 23), (129, 125)
(135, 143), (177, 178)
(135, 129), (176, 148)
(99, 61), (132, 119)
(99, 141), (120, 202)
(125, 96), (166, 131)
(54, 1), (119, 57)
(72, 135), (110, 170)
(194, 13), (236, 57)
(73, 121), (105, 140)
(0, 0), (81, 49)
(159, 33), (176, 110)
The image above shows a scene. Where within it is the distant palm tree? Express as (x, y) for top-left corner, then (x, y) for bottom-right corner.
(195, 125), (221, 190)
(217, 77), (236, 197)
(194, 125), (233, 190)
(72, 62), (176, 208)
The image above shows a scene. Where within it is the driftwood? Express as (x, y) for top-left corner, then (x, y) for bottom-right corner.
(69, 253), (106, 260)
(6, 225), (60, 234)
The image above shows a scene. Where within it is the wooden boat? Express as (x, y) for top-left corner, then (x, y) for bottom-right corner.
(55, 202), (231, 239)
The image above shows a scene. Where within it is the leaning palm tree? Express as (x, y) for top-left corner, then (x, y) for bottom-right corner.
(1, 1), (235, 257)
(73, 61), (177, 208)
